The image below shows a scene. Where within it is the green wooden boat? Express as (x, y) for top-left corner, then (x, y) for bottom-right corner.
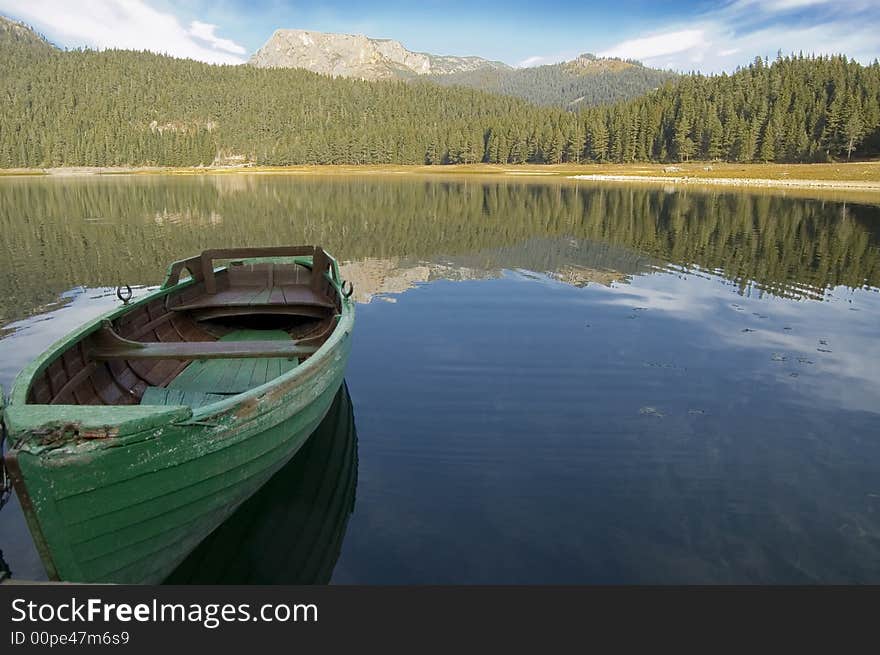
(0, 246), (354, 584)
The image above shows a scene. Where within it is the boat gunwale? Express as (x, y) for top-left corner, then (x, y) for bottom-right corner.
(6, 254), (354, 431)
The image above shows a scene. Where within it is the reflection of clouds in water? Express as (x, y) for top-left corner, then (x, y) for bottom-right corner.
(338, 267), (880, 583)
(571, 269), (726, 324)
(0, 288), (135, 389)
(590, 270), (880, 414)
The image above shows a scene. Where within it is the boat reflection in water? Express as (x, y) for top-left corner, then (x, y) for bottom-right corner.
(165, 383), (357, 584)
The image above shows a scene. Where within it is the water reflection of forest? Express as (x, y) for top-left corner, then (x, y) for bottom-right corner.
(1, 175), (878, 323)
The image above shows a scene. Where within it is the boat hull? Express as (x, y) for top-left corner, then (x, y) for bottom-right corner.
(7, 331), (350, 584)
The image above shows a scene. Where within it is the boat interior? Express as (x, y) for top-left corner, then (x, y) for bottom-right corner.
(24, 247), (344, 408)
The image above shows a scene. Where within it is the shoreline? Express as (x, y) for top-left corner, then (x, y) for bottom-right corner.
(567, 173), (880, 192)
(1, 162), (880, 195)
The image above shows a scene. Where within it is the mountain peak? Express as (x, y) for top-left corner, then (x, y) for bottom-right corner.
(249, 29), (510, 80)
(0, 15), (55, 50)
(566, 53), (641, 73)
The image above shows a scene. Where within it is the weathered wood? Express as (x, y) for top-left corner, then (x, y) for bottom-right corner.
(183, 305), (330, 322)
(89, 325), (318, 361)
(141, 387), (228, 409)
(3, 404), (192, 439)
(161, 255), (204, 289)
(201, 246), (317, 294)
(170, 286), (334, 315)
(49, 363), (97, 406)
(281, 285), (334, 307)
(127, 311), (174, 340)
(24, 245), (340, 407)
(311, 246), (329, 293)
(92, 341), (318, 362)
(167, 330), (300, 395)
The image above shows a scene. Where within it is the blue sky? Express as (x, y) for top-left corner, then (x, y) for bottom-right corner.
(1, 0), (878, 73)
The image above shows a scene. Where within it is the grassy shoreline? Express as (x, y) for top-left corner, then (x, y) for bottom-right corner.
(2, 161), (880, 194)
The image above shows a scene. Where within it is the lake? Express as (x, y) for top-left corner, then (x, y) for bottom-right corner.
(0, 174), (879, 583)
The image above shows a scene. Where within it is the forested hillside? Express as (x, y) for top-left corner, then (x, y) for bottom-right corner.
(1, 17), (879, 167)
(0, 27), (553, 167)
(426, 54), (676, 108)
(581, 55), (880, 163)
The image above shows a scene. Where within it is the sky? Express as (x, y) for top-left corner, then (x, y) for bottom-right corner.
(1, 0), (878, 73)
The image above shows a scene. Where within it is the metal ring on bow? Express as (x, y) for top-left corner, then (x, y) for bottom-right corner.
(116, 285), (133, 304)
(341, 280), (354, 299)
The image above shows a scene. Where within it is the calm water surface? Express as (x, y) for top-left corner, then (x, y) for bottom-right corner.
(0, 175), (878, 583)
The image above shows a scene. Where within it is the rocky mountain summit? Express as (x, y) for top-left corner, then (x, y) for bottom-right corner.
(249, 29), (510, 80)
(0, 15), (53, 50)
(563, 53), (641, 73)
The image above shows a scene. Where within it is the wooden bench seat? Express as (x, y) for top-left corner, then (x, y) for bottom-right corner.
(89, 322), (318, 361)
(169, 284), (336, 320)
(171, 285), (336, 313)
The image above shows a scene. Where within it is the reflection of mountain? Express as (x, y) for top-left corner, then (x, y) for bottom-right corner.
(339, 258), (490, 303)
(164, 384), (357, 584)
(551, 265), (628, 288)
(339, 238), (650, 302)
(1, 176), (878, 323)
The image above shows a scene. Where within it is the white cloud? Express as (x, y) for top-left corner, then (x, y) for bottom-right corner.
(188, 20), (246, 56)
(600, 0), (879, 73)
(516, 53), (573, 68)
(0, 0), (246, 64)
(591, 272), (880, 415)
(518, 55), (551, 67)
(770, 0), (832, 7)
(729, 0), (837, 11)
(599, 28), (710, 61)
(526, 0), (879, 73)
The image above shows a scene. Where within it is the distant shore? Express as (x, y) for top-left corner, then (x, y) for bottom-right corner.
(567, 173), (880, 192)
(2, 162), (880, 195)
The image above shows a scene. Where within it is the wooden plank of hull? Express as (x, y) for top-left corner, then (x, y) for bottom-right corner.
(11, 336), (350, 584)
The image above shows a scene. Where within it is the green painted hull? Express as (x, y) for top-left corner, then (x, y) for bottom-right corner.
(3, 255), (354, 584)
(166, 382), (357, 584)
